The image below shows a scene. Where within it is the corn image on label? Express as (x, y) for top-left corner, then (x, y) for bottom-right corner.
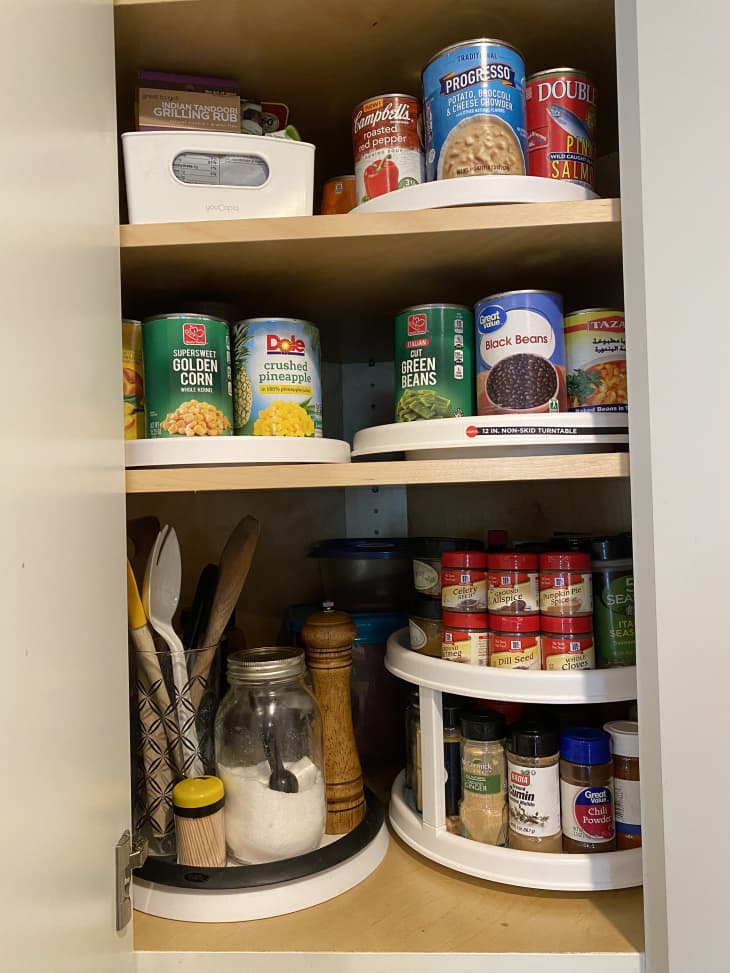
(122, 319), (145, 440)
(232, 318), (322, 437)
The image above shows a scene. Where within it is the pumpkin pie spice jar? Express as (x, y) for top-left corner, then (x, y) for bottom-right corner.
(539, 551), (593, 616)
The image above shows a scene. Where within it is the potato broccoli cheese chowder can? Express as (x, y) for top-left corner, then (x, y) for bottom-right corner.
(232, 318), (322, 437)
(475, 290), (567, 415)
(526, 69), (597, 190)
(122, 318), (145, 440)
(395, 304), (475, 422)
(422, 38), (526, 181)
(565, 309), (627, 412)
(142, 313), (233, 438)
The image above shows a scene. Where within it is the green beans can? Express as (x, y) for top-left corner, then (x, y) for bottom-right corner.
(142, 313), (233, 438)
(395, 304), (475, 422)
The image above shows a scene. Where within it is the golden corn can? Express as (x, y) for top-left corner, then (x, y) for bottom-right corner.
(564, 309), (627, 412)
(141, 313), (233, 438)
(122, 318), (145, 440)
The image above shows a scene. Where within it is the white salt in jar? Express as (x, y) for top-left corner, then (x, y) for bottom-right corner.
(214, 647), (326, 864)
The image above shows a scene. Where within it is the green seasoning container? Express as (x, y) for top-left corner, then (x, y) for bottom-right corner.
(591, 536), (636, 667)
(395, 304), (475, 422)
(142, 313), (233, 439)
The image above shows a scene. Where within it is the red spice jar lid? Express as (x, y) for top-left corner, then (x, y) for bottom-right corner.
(541, 614), (593, 634)
(489, 613), (540, 633)
(539, 551), (591, 571)
(442, 610), (489, 628)
(487, 552), (538, 571)
(442, 550), (488, 569)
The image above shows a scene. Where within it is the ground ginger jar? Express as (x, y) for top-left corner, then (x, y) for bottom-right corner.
(460, 710), (507, 846)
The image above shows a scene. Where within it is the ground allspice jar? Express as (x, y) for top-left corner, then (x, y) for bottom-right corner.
(507, 721), (562, 853)
(604, 720), (641, 849)
(487, 552), (540, 615)
(560, 727), (616, 853)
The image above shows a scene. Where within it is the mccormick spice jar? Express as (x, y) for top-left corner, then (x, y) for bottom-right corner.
(411, 537), (483, 599)
(441, 551), (488, 612)
(541, 615), (595, 670)
(591, 536), (636, 667)
(487, 553), (540, 615)
(565, 309), (627, 412)
(460, 710), (508, 846)
(539, 551), (593, 616)
(489, 614), (540, 669)
(441, 611), (489, 665)
(408, 596), (442, 657)
(507, 721), (562, 853)
(352, 94), (424, 204)
(560, 726), (616, 853)
(320, 175), (356, 214)
(526, 69), (598, 190)
(604, 720), (641, 849)
(475, 290), (567, 415)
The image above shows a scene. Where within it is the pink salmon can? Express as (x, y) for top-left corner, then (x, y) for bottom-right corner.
(526, 69), (598, 190)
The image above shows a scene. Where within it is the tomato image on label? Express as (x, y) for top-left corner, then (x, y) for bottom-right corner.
(364, 155), (399, 198)
(574, 786), (614, 839)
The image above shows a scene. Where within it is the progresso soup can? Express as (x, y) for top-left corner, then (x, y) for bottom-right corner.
(526, 69), (598, 190)
(475, 290), (567, 415)
(232, 318), (322, 437)
(142, 313), (233, 438)
(395, 304), (475, 422)
(422, 38), (526, 181)
(352, 94), (424, 204)
(565, 308), (627, 412)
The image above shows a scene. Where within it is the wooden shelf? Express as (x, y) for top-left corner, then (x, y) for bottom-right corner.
(125, 452), (629, 494)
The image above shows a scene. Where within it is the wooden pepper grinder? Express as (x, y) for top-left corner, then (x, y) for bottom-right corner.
(302, 602), (366, 834)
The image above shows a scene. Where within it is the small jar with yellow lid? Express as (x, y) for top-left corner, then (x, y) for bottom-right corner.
(172, 775), (227, 867)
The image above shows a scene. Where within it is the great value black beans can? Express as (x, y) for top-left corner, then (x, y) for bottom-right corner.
(474, 290), (567, 414)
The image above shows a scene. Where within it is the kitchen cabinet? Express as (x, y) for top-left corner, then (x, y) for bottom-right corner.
(4, 0), (728, 971)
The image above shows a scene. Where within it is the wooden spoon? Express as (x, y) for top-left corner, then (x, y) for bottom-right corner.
(190, 515), (260, 711)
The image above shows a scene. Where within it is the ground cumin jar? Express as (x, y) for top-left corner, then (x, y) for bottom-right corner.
(560, 726), (616, 853)
(487, 553), (539, 614)
(441, 551), (488, 612)
(539, 551), (593, 616)
(489, 613), (540, 669)
(442, 611), (489, 665)
(604, 720), (641, 849)
(507, 721), (562, 853)
(541, 614), (595, 670)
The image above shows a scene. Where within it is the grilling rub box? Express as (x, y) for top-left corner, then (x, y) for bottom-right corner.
(136, 70), (241, 134)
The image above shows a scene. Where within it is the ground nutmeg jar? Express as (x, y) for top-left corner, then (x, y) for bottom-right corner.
(539, 551), (593, 616)
(442, 611), (489, 665)
(559, 726), (616, 853)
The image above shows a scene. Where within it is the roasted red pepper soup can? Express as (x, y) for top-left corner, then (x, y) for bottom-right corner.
(526, 69), (598, 190)
(352, 94), (424, 204)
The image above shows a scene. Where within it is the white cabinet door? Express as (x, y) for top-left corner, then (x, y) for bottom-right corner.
(0, 0), (131, 970)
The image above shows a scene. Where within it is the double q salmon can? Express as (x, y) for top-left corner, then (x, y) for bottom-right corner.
(395, 304), (475, 422)
(475, 290), (567, 415)
(526, 69), (598, 190)
(565, 308), (627, 412)
(142, 313), (233, 438)
(422, 38), (526, 181)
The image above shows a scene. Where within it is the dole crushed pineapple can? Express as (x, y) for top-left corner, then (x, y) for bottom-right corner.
(122, 318), (145, 439)
(232, 318), (322, 436)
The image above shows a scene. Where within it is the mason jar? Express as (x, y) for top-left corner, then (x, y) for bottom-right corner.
(214, 647), (326, 864)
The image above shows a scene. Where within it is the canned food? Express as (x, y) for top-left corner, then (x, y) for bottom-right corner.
(475, 290), (567, 415)
(565, 308), (627, 412)
(489, 614), (540, 669)
(526, 69), (598, 190)
(142, 313), (233, 439)
(422, 38), (526, 181)
(541, 615), (595, 670)
(487, 553), (540, 614)
(395, 304), (475, 422)
(441, 611), (489, 666)
(122, 318), (145, 440)
(232, 318), (322, 437)
(321, 175), (356, 214)
(539, 552), (593, 617)
(352, 94), (424, 204)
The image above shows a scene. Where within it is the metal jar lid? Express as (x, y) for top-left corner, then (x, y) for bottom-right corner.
(227, 646), (305, 684)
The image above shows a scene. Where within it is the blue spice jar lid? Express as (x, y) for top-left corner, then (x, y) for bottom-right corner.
(560, 726), (612, 765)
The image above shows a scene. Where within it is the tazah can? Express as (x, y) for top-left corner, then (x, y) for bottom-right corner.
(422, 38), (527, 181)
(395, 304), (475, 422)
(475, 290), (567, 415)
(232, 318), (322, 437)
(122, 318), (145, 440)
(352, 94), (424, 204)
(321, 175), (356, 214)
(565, 308), (627, 412)
(142, 313), (233, 438)
(526, 68), (598, 190)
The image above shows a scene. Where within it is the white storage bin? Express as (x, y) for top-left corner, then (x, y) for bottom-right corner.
(122, 131), (315, 224)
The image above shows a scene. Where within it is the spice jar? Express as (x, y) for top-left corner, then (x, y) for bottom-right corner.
(172, 775), (227, 867)
(214, 647), (326, 864)
(592, 536), (636, 667)
(604, 720), (641, 849)
(411, 537), (483, 599)
(442, 611), (489, 665)
(559, 726), (616, 853)
(405, 689), (422, 812)
(507, 721), (562, 853)
(541, 615), (596, 670)
(441, 551), (488, 612)
(489, 613), (541, 669)
(443, 702), (462, 833)
(539, 552), (593, 616)
(487, 553), (540, 615)
(460, 710), (507, 846)
(409, 596), (442, 657)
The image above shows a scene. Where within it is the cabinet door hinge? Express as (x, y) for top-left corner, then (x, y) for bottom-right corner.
(115, 830), (148, 931)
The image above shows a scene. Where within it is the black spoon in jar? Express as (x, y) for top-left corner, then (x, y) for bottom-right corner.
(250, 692), (298, 793)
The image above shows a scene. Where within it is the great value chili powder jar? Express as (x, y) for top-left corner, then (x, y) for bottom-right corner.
(539, 551), (593, 616)
(559, 726), (616, 854)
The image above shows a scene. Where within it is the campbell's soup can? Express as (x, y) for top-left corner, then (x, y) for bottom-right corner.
(526, 68), (598, 190)
(565, 308), (627, 412)
(321, 175), (356, 214)
(352, 94), (424, 204)
(422, 38), (526, 181)
(475, 290), (567, 415)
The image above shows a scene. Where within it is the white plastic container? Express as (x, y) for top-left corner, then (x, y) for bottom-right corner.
(122, 131), (315, 224)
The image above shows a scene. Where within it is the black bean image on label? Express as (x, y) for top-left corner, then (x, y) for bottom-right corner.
(487, 353), (558, 410)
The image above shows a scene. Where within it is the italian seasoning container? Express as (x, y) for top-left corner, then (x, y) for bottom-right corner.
(172, 775), (227, 868)
(507, 722), (562, 853)
(592, 537), (636, 667)
(460, 710), (507, 846)
(560, 727), (616, 853)
(604, 720), (641, 849)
